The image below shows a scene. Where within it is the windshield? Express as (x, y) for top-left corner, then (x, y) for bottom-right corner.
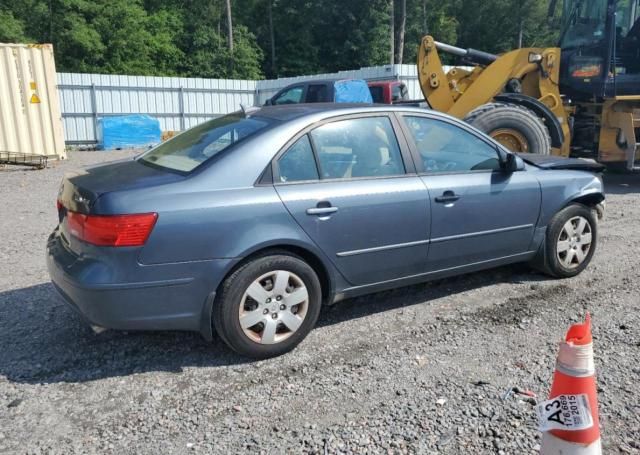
(561, 0), (640, 48)
(138, 114), (273, 173)
(560, 0), (609, 48)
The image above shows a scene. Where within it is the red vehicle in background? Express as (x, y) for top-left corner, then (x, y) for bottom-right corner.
(367, 80), (410, 104)
(367, 80), (428, 108)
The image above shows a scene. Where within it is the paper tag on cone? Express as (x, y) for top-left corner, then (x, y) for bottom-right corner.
(536, 394), (594, 432)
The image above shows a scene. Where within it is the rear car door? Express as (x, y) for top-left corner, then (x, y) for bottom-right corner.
(399, 114), (541, 271)
(274, 114), (431, 286)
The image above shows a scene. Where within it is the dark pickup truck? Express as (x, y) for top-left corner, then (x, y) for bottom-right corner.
(264, 78), (428, 108)
(264, 79), (373, 105)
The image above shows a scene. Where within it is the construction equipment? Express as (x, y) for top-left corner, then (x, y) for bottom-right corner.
(417, 0), (640, 170)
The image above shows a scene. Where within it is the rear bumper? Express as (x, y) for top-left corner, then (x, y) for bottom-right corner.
(46, 229), (237, 338)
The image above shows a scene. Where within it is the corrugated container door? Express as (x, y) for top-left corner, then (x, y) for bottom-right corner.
(0, 43), (66, 159)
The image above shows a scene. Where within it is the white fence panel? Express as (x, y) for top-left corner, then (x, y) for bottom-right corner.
(58, 72), (257, 144)
(58, 64), (469, 144)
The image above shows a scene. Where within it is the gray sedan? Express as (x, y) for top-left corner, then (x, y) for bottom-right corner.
(47, 104), (605, 358)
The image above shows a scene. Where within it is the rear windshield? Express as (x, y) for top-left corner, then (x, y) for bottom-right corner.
(138, 114), (273, 173)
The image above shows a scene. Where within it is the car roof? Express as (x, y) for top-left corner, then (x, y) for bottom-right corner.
(367, 80), (403, 86)
(251, 103), (437, 122)
(277, 78), (366, 87)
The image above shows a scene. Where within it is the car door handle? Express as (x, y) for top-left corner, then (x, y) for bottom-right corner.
(435, 191), (460, 203)
(306, 202), (338, 216)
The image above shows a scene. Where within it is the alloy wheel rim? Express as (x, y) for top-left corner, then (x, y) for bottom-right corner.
(238, 270), (309, 345)
(557, 216), (592, 269)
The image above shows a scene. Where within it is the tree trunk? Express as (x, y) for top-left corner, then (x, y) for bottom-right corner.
(225, 0), (234, 54)
(390, 0), (395, 65)
(397, 0), (406, 64)
(268, 0), (276, 76)
(518, 19), (523, 48)
(422, 0), (428, 35)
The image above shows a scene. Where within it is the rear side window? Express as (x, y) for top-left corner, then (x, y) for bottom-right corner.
(306, 84), (329, 103)
(277, 136), (319, 183)
(368, 86), (384, 103)
(138, 114), (272, 173)
(403, 116), (500, 173)
(274, 86), (304, 105)
(310, 117), (405, 179)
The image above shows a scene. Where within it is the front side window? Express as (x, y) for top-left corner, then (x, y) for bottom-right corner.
(277, 135), (319, 183)
(310, 117), (405, 179)
(403, 116), (500, 173)
(139, 114), (272, 173)
(274, 86), (304, 105)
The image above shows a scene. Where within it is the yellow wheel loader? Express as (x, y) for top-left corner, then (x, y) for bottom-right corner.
(417, 0), (640, 170)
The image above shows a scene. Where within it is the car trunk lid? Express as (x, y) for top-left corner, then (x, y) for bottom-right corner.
(58, 158), (183, 213)
(56, 158), (182, 253)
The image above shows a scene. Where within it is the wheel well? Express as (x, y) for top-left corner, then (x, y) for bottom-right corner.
(220, 245), (333, 304)
(571, 193), (605, 207)
(569, 193), (605, 219)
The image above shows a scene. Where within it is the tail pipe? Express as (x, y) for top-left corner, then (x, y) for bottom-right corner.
(434, 41), (498, 66)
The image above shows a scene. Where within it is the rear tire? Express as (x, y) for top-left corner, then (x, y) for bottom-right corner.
(540, 204), (597, 278)
(464, 103), (551, 155)
(213, 253), (322, 359)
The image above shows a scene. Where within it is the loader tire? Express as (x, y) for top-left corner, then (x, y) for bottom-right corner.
(464, 103), (551, 155)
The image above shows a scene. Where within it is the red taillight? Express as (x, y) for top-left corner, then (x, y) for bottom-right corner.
(67, 212), (158, 247)
(56, 199), (64, 211)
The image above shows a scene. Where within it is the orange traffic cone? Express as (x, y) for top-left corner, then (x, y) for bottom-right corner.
(538, 314), (601, 454)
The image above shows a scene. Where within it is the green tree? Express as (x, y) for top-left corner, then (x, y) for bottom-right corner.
(0, 0), (561, 79)
(0, 9), (28, 42)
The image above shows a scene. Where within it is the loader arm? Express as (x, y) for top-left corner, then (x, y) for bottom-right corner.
(417, 35), (571, 156)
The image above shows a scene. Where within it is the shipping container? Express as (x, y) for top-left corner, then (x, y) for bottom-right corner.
(0, 43), (66, 160)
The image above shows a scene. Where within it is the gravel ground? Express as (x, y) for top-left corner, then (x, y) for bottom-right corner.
(0, 151), (639, 454)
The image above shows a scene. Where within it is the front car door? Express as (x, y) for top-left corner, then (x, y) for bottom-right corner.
(274, 114), (431, 286)
(399, 114), (542, 272)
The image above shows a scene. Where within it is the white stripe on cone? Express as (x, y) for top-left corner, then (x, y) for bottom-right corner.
(541, 434), (601, 454)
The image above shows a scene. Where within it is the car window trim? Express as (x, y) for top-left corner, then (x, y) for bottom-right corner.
(270, 112), (416, 185)
(389, 112), (419, 173)
(397, 112), (504, 175)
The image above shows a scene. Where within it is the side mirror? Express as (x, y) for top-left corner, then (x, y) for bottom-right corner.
(501, 153), (525, 172)
(265, 98), (273, 106)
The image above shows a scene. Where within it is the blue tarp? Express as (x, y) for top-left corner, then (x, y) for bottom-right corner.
(97, 115), (161, 150)
(334, 79), (373, 103)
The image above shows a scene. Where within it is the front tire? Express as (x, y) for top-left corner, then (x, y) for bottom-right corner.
(464, 103), (551, 155)
(542, 204), (597, 278)
(213, 253), (322, 359)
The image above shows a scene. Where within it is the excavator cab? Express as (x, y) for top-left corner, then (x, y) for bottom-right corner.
(559, 0), (640, 99)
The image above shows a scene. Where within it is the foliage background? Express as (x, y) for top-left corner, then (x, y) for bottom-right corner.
(0, 0), (558, 79)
